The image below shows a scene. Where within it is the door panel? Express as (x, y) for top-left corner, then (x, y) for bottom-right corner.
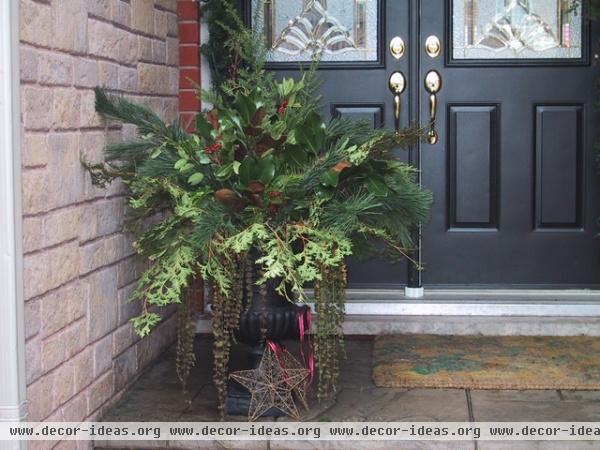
(252, 0), (600, 288)
(420, 0), (600, 287)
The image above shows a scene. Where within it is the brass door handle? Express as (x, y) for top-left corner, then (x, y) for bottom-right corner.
(424, 70), (441, 145)
(388, 71), (406, 132)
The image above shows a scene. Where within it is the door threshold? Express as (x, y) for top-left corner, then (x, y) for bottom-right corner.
(342, 288), (600, 317)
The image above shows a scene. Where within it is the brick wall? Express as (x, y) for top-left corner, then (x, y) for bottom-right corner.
(177, 0), (202, 130)
(19, 1), (181, 447)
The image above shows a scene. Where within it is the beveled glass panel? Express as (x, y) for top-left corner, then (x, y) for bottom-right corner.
(453, 0), (583, 60)
(252, 0), (379, 63)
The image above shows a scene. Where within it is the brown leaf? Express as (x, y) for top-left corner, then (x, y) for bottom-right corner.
(251, 107), (266, 127)
(214, 189), (245, 210)
(332, 160), (352, 174)
(207, 109), (220, 130)
(248, 181), (265, 194)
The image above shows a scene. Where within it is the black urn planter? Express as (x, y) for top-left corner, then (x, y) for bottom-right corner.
(224, 249), (310, 416)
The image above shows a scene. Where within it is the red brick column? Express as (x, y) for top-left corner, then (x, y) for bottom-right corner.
(177, 0), (201, 131)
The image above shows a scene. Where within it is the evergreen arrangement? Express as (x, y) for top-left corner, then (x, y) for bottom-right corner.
(85, 2), (431, 416)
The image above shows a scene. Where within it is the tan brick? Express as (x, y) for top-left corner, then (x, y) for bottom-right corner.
(85, 267), (119, 341)
(166, 36), (178, 66)
(137, 36), (153, 61)
(131, 0), (155, 34)
(152, 40), (166, 64)
(138, 63), (171, 95)
(118, 66), (138, 92)
(80, 89), (103, 128)
(62, 391), (88, 422)
(88, 0), (115, 20)
(24, 299), (41, 339)
(41, 331), (67, 373)
(23, 216), (43, 253)
(40, 281), (83, 337)
(52, 0), (88, 53)
(80, 131), (106, 163)
(70, 280), (88, 323)
(20, 46), (39, 83)
(23, 241), (80, 299)
(23, 86), (54, 130)
(114, 345), (137, 391)
(42, 207), (81, 248)
(73, 348), (94, 391)
(113, 0), (132, 28)
(26, 337), (42, 384)
(52, 360), (75, 408)
(118, 279), (142, 326)
(87, 19), (120, 59)
(94, 334), (113, 376)
(166, 11), (178, 37)
(22, 168), (49, 215)
(154, 10), (168, 39)
(118, 29), (138, 66)
(80, 198), (125, 242)
(52, 88), (81, 129)
(113, 322), (134, 356)
(88, 372), (114, 413)
(116, 256), (139, 288)
(98, 61), (119, 90)
(66, 319), (89, 357)
(22, 133), (49, 167)
(28, 441), (56, 450)
(20, 0), (52, 47)
(164, 97), (179, 123)
(47, 133), (84, 209)
(38, 51), (73, 86)
(79, 234), (127, 275)
(155, 0), (177, 12)
(74, 59), (99, 88)
(27, 375), (55, 421)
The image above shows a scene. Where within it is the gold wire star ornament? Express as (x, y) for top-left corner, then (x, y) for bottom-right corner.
(229, 344), (309, 421)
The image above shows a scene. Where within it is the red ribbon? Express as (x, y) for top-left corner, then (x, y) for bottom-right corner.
(297, 306), (315, 386)
(265, 307), (314, 388)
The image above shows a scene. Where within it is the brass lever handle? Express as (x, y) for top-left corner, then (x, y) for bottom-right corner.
(424, 70), (441, 145)
(388, 71), (406, 132)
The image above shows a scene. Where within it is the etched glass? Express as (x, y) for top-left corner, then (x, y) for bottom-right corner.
(252, 0), (379, 63)
(453, 0), (583, 60)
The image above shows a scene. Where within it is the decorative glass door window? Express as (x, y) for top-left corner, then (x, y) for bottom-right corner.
(252, 0), (379, 63)
(452, 0), (583, 60)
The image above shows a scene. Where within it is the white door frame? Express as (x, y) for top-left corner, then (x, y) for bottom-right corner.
(0, 0), (28, 439)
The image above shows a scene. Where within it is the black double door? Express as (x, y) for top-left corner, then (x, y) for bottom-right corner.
(269, 0), (600, 289)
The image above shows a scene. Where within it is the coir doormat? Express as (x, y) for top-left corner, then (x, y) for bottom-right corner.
(373, 334), (600, 390)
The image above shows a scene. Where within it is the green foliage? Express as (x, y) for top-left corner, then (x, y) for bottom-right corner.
(86, 0), (432, 415)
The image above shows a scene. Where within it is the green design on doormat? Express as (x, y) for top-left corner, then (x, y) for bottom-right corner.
(412, 354), (483, 375)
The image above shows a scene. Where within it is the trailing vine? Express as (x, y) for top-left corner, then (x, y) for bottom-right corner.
(314, 263), (347, 401)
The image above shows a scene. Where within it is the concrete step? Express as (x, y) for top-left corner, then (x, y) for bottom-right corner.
(197, 315), (600, 336)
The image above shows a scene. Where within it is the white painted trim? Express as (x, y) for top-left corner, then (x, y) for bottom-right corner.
(0, 0), (28, 441)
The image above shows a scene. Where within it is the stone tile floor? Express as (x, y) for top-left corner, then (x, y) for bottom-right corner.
(96, 337), (600, 450)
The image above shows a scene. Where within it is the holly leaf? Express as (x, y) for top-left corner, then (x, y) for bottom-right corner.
(188, 172), (205, 186)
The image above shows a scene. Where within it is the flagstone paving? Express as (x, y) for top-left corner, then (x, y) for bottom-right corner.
(96, 337), (600, 450)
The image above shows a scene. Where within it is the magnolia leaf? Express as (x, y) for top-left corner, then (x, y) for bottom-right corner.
(322, 169), (339, 187)
(257, 154), (276, 184)
(366, 176), (389, 197)
(195, 115), (214, 141)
